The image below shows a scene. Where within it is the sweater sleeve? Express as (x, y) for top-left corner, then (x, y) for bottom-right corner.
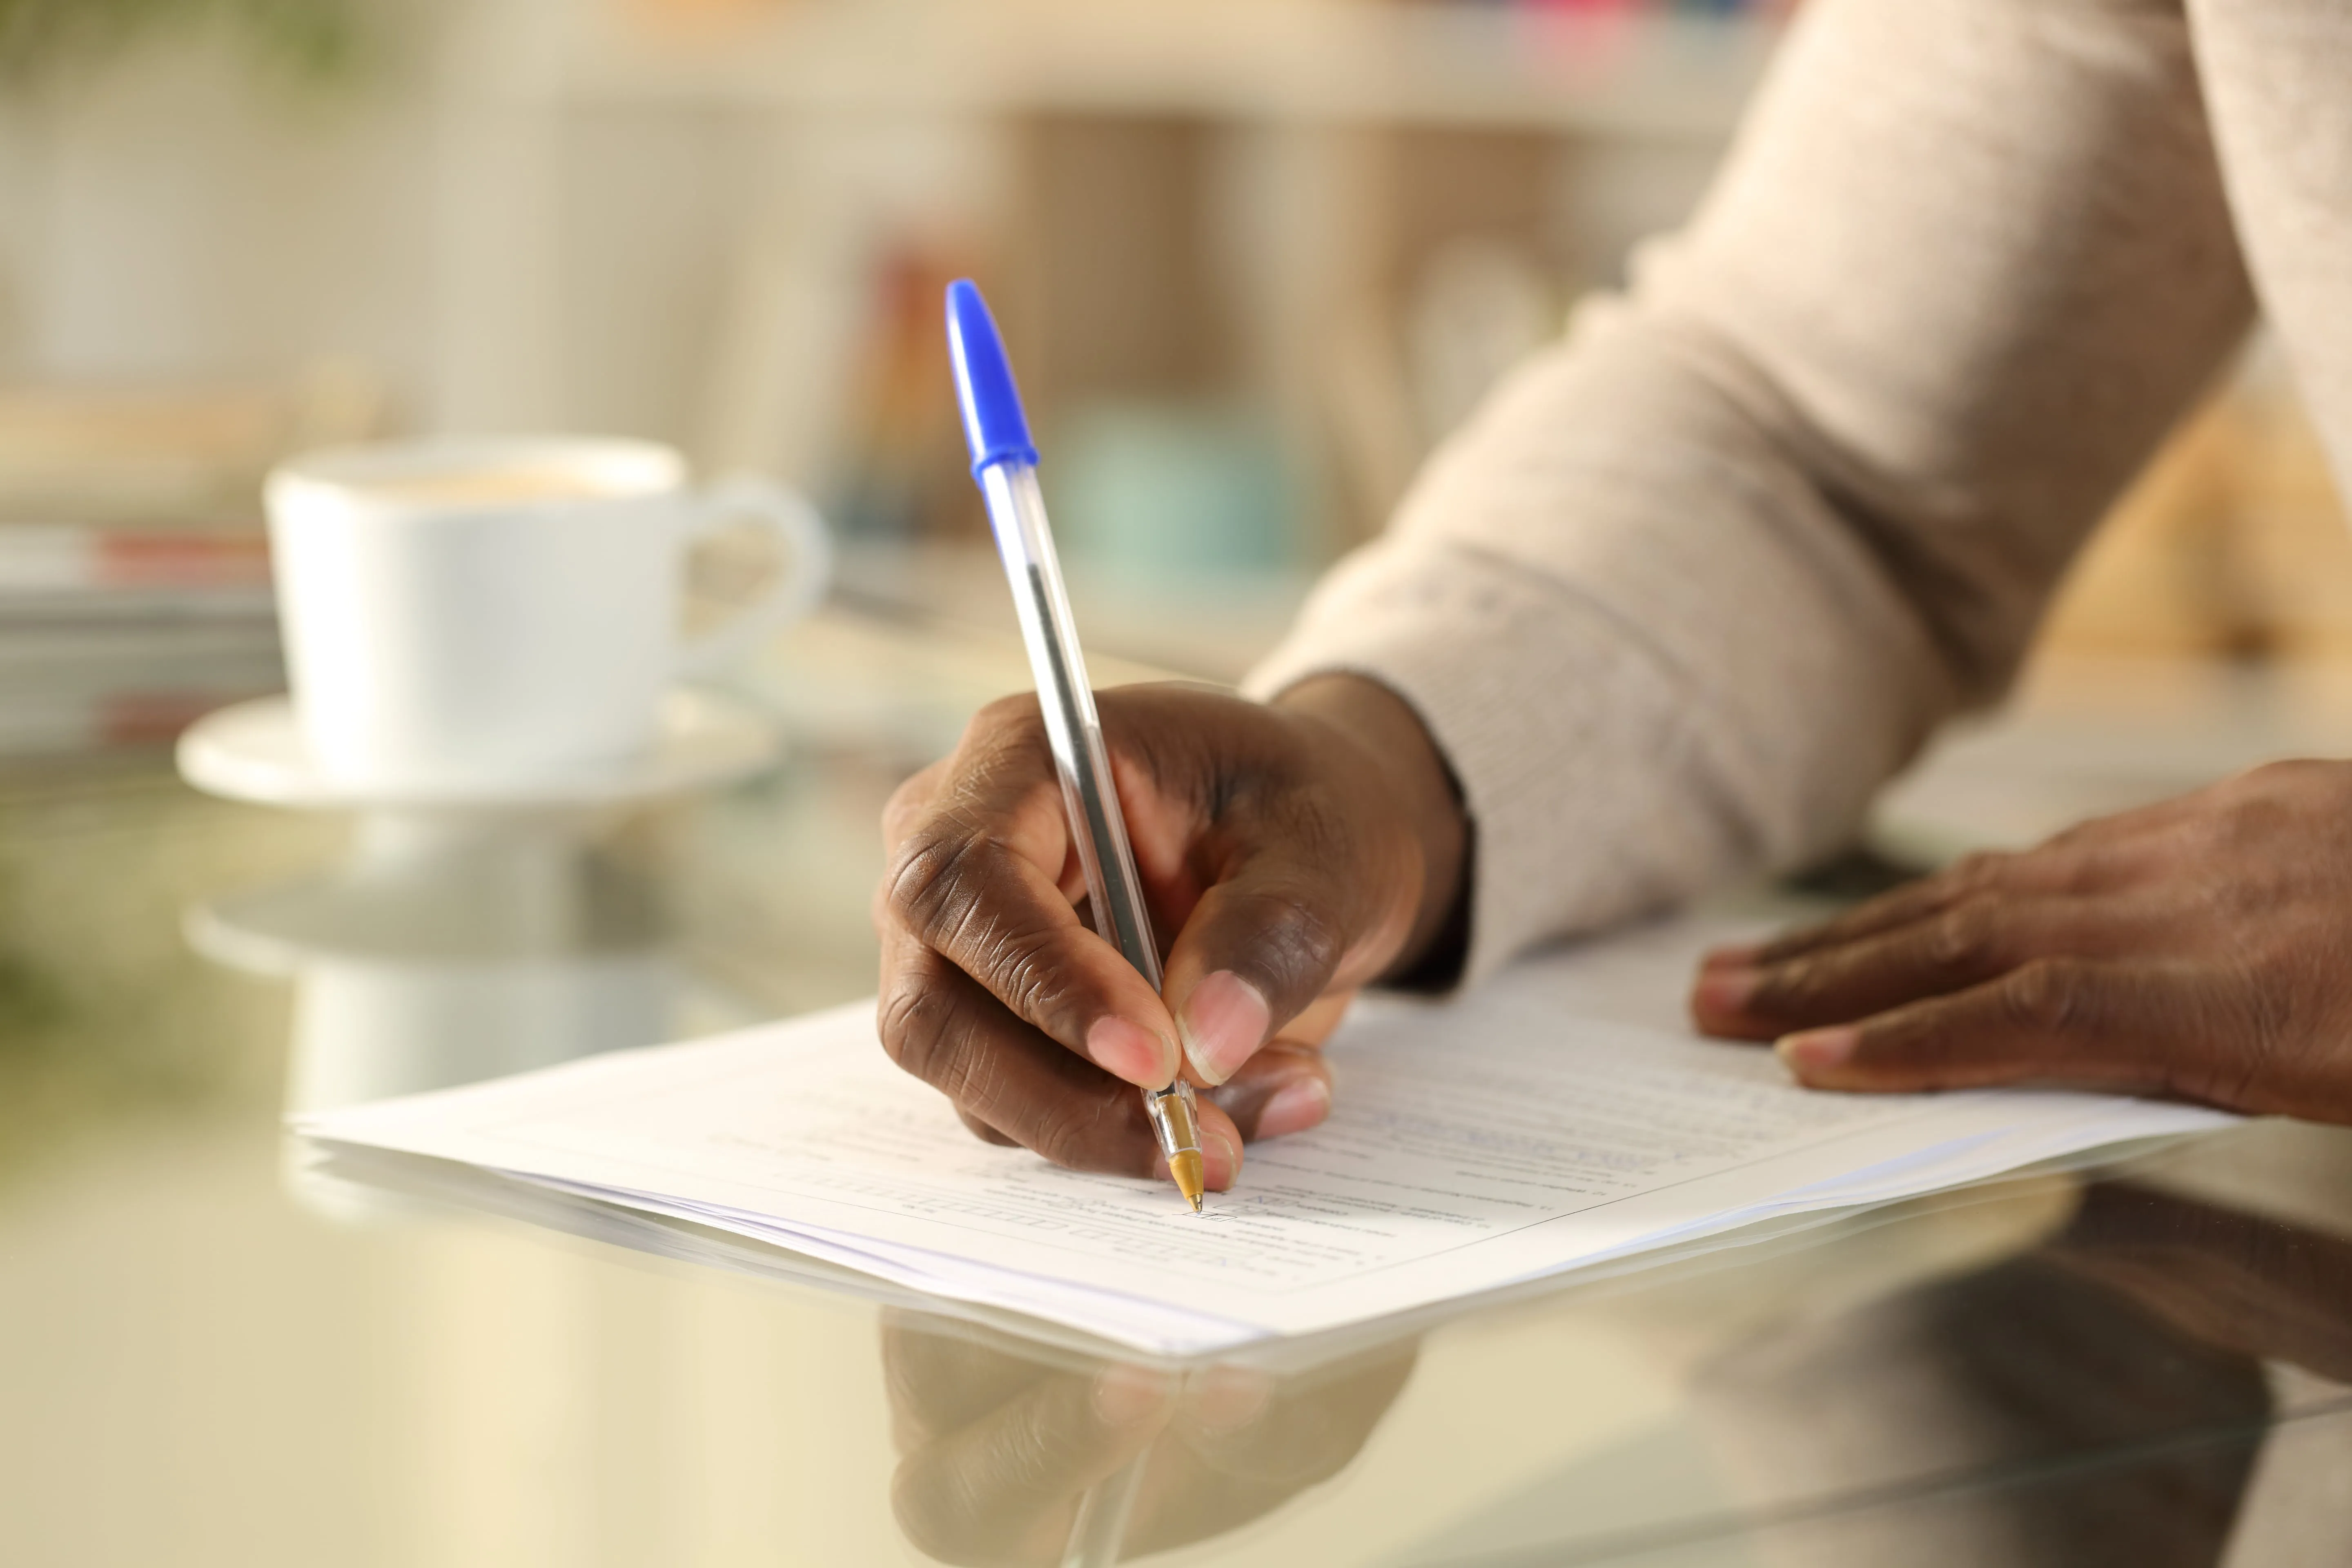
(1244, 0), (2256, 982)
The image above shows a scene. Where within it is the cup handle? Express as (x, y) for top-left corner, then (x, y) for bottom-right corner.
(675, 474), (833, 678)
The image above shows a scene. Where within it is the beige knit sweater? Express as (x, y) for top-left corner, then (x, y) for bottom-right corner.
(1247, 0), (2352, 982)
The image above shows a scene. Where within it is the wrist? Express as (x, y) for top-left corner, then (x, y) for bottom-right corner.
(1272, 674), (1470, 982)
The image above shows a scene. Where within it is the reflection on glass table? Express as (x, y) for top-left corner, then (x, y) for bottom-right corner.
(185, 810), (710, 1220)
(881, 1311), (1414, 1568)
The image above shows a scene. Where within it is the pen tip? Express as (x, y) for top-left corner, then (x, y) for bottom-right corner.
(1168, 1149), (1205, 1213)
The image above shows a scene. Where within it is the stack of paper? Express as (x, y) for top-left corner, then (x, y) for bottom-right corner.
(296, 923), (2233, 1356)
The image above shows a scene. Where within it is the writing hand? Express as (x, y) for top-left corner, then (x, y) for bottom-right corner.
(1691, 761), (2352, 1122)
(882, 1312), (1416, 1566)
(875, 676), (1465, 1189)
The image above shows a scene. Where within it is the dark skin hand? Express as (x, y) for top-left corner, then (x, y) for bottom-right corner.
(875, 676), (1466, 1191)
(1693, 759), (2352, 1124)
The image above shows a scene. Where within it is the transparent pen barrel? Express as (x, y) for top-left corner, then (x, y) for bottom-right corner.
(1147, 1081), (1201, 1162)
(980, 462), (1164, 993)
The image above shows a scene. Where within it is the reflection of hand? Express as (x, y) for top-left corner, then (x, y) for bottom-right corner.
(2043, 1182), (2352, 1385)
(1691, 762), (2352, 1123)
(882, 1312), (1416, 1566)
(874, 677), (1466, 1190)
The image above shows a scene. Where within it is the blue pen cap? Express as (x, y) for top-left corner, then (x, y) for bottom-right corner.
(945, 280), (1040, 477)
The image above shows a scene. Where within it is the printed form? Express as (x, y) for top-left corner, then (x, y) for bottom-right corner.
(298, 944), (2233, 1354)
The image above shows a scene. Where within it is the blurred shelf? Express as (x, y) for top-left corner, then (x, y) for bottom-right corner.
(555, 0), (1780, 138)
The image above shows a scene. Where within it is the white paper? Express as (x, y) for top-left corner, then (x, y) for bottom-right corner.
(296, 931), (2234, 1354)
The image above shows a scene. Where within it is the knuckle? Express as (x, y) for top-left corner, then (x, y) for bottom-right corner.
(2002, 957), (2090, 1035)
(884, 822), (991, 941)
(878, 975), (1004, 1114)
(884, 821), (1099, 1040)
(1235, 885), (1347, 999)
(876, 971), (956, 1080)
(1923, 900), (2003, 974)
(2193, 796), (2277, 857)
(971, 915), (1087, 1030)
(1758, 953), (1823, 1009)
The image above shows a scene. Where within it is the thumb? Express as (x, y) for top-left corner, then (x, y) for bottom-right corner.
(1162, 829), (1415, 1088)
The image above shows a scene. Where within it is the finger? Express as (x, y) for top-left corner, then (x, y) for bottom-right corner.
(1718, 849), (2089, 970)
(956, 1108), (1017, 1147)
(1773, 958), (2217, 1098)
(1693, 895), (2175, 1040)
(891, 1363), (1176, 1568)
(1207, 1042), (1334, 1142)
(883, 702), (1178, 1087)
(882, 931), (1246, 1189)
(1708, 797), (2251, 976)
(1196, 989), (1352, 1140)
(1161, 833), (1412, 1088)
(878, 932), (1160, 1176)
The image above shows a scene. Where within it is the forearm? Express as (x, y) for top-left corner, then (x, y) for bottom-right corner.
(1250, 0), (2252, 980)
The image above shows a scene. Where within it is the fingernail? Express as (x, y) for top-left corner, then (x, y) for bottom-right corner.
(1777, 1027), (1859, 1075)
(1087, 1015), (1174, 1085)
(1703, 943), (1766, 970)
(1179, 972), (1271, 1087)
(1254, 1077), (1330, 1140)
(1691, 965), (1760, 1019)
(1203, 1128), (1241, 1191)
(1093, 1363), (1174, 1426)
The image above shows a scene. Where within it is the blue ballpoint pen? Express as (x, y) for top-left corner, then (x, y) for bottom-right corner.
(944, 279), (1208, 1213)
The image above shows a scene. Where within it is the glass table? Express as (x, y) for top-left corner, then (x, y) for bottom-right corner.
(5, 604), (2351, 1568)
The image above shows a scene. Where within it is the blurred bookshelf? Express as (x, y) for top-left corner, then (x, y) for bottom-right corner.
(579, 0), (1784, 138)
(0, 370), (385, 769)
(434, 0), (1789, 651)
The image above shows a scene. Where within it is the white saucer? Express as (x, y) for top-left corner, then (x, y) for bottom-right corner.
(176, 688), (784, 811)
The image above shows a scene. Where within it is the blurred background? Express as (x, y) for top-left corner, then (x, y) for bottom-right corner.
(3, 0), (2345, 728)
(0, 0), (1763, 724)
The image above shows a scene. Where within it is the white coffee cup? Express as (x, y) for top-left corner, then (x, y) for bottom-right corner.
(266, 436), (828, 790)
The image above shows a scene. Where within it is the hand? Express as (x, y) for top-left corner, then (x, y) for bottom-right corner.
(881, 1312), (1416, 1566)
(876, 676), (1466, 1190)
(1690, 760), (2352, 1123)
